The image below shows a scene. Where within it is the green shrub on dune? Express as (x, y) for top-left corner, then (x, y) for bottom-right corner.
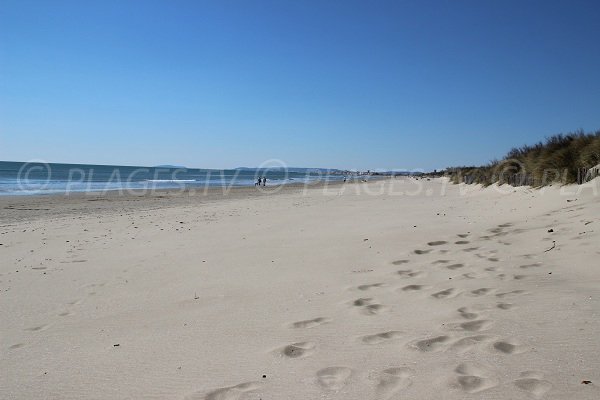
(446, 129), (600, 186)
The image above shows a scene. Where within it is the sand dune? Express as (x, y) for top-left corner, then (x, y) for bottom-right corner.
(1, 178), (599, 399)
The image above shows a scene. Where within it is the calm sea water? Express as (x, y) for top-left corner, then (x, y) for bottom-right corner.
(0, 161), (345, 195)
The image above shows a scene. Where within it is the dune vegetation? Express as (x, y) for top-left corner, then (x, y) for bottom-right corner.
(445, 129), (600, 186)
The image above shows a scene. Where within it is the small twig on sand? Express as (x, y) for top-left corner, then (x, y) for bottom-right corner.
(544, 241), (556, 252)
(194, 292), (199, 300)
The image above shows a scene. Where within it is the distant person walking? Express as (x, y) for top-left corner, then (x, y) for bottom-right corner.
(256, 177), (261, 186)
(262, 177), (267, 186)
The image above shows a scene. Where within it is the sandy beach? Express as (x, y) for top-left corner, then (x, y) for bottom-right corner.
(1, 177), (599, 399)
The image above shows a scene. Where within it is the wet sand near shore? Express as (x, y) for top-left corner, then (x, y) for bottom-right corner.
(0, 178), (364, 224)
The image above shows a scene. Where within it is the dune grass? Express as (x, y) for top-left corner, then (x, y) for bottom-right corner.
(445, 129), (600, 186)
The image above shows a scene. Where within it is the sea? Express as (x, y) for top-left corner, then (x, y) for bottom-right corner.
(0, 161), (347, 196)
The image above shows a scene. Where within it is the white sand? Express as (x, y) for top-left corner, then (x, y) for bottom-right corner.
(1, 178), (599, 399)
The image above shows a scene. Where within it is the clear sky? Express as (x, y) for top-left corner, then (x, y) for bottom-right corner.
(1, 0), (599, 170)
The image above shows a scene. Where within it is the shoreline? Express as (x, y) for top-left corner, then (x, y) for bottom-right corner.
(0, 177), (384, 224)
(2, 176), (598, 225)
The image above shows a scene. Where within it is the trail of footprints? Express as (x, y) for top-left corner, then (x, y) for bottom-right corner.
(13, 224), (546, 399)
(186, 227), (552, 398)
(15, 287), (98, 346)
(314, 365), (414, 400)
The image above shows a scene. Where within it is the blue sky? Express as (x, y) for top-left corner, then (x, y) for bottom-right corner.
(1, 0), (599, 170)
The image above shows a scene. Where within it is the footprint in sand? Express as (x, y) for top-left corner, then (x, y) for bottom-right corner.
(353, 297), (374, 307)
(25, 324), (49, 332)
(433, 259), (451, 264)
(457, 234), (470, 238)
(414, 249), (432, 255)
(514, 371), (552, 398)
(185, 382), (261, 400)
(448, 319), (493, 332)
(316, 367), (352, 391)
(520, 262), (542, 269)
(496, 290), (526, 298)
(280, 342), (315, 358)
(9, 343), (25, 350)
(469, 288), (494, 297)
(488, 257), (500, 262)
(290, 317), (330, 329)
(493, 339), (527, 354)
(446, 263), (465, 270)
(361, 331), (403, 345)
(453, 362), (499, 394)
(431, 288), (459, 299)
(352, 298), (388, 315)
(58, 311), (74, 317)
(392, 259), (410, 265)
(399, 284), (431, 293)
(455, 241), (470, 245)
(409, 335), (451, 352)
(457, 319), (493, 332)
(497, 302), (515, 310)
(463, 247), (479, 252)
(374, 367), (414, 399)
(457, 307), (478, 319)
(451, 335), (494, 353)
(396, 269), (423, 278)
(357, 283), (386, 291)
(362, 304), (388, 315)
(428, 241), (448, 246)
